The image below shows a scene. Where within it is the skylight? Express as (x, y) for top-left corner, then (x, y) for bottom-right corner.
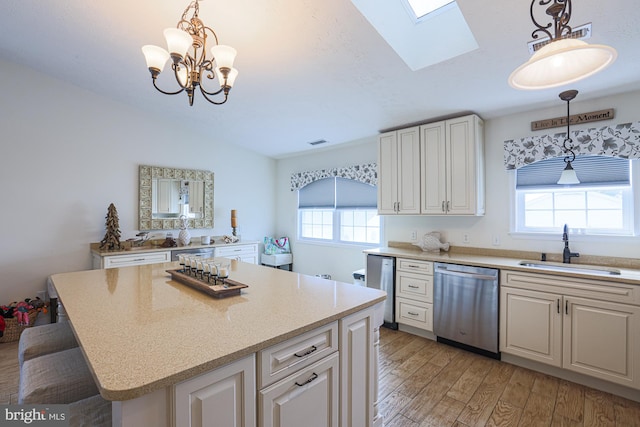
(405, 0), (455, 20)
(350, 0), (478, 71)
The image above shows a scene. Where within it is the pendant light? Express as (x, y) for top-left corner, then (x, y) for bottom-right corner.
(557, 90), (580, 185)
(509, 0), (616, 90)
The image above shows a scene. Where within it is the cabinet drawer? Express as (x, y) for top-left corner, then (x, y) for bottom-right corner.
(102, 251), (171, 269)
(396, 298), (433, 331)
(258, 322), (338, 389)
(259, 352), (339, 427)
(397, 272), (433, 303)
(397, 258), (433, 275)
(215, 244), (258, 258)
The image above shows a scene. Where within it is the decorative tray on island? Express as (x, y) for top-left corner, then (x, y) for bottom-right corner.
(166, 269), (248, 298)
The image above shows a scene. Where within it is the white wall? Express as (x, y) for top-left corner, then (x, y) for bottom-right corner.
(0, 59), (277, 303)
(276, 89), (640, 280)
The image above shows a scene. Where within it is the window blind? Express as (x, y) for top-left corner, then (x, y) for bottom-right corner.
(516, 156), (630, 189)
(298, 177), (377, 209)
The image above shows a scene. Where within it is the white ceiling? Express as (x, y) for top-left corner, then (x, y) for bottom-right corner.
(1, 0), (639, 158)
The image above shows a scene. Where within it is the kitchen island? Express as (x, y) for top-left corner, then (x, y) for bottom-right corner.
(50, 260), (386, 427)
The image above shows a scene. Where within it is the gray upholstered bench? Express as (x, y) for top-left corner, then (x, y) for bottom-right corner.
(19, 347), (99, 404)
(18, 321), (78, 367)
(68, 394), (112, 426)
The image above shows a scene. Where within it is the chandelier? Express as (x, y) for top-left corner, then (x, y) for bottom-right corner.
(141, 0), (238, 106)
(508, 0), (616, 90)
(557, 89), (580, 185)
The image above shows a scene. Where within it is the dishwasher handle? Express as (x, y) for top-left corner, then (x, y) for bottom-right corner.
(435, 265), (497, 281)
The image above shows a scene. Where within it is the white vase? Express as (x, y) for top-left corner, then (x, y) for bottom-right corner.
(178, 216), (191, 246)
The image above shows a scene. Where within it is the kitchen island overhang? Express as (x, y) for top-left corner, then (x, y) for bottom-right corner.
(50, 260), (386, 401)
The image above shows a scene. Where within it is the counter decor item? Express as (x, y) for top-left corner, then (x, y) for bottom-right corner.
(166, 268), (248, 298)
(99, 203), (123, 250)
(231, 209), (238, 236)
(413, 231), (450, 252)
(222, 235), (239, 244)
(178, 215), (191, 246)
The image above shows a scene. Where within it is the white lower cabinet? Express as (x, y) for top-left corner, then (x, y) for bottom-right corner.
(93, 250), (172, 269)
(500, 270), (640, 390)
(395, 259), (433, 331)
(216, 244), (260, 264)
(173, 354), (256, 427)
(259, 352), (339, 427)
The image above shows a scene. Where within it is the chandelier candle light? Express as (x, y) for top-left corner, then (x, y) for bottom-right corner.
(142, 0), (238, 106)
(509, 0), (616, 90)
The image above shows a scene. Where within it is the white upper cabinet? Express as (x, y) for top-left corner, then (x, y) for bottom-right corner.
(421, 114), (485, 215)
(377, 126), (421, 214)
(378, 114), (484, 216)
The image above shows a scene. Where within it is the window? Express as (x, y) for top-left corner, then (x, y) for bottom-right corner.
(298, 177), (381, 245)
(514, 156), (634, 235)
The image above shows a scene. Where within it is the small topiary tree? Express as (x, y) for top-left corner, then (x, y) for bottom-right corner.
(99, 203), (123, 250)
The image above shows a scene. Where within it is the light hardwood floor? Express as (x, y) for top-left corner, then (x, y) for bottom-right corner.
(1, 328), (638, 426)
(378, 328), (640, 427)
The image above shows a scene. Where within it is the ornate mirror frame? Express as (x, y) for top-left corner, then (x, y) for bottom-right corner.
(139, 165), (214, 230)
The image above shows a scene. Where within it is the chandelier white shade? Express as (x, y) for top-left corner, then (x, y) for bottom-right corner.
(509, 0), (616, 90)
(141, 0), (238, 106)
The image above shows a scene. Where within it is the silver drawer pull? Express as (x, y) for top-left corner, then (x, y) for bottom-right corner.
(294, 345), (317, 358)
(408, 312), (419, 316)
(408, 285), (420, 289)
(133, 258), (145, 262)
(407, 264), (421, 268)
(295, 373), (318, 387)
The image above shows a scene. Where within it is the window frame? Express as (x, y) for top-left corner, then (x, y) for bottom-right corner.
(510, 158), (639, 238)
(297, 207), (382, 247)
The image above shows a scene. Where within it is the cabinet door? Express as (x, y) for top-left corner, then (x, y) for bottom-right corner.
(259, 352), (339, 427)
(446, 115), (482, 215)
(377, 132), (398, 214)
(420, 121), (447, 214)
(500, 287), (562, 367)
(377, 128), (420, 215)
(174, 354), (256, 427)
(340, 307), (375, 427)
(564, 297), (639, 388)
(397, 127), (421, 214)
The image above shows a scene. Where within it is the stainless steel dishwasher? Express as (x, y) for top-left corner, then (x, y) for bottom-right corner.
(433, 262), (499, 358)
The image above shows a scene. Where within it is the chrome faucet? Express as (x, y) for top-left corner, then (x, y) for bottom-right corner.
(562, 224), (580, 263)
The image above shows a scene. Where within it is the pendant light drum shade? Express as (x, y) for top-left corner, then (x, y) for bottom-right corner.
(509, 38), (617, 90)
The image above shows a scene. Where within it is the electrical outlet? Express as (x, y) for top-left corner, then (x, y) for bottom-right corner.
(411, 230), (417, 241)
(462, 233), (470, 244)
(492, 235), (500, 246)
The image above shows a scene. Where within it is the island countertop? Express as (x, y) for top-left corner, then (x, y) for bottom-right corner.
(50, 261), (386, 401)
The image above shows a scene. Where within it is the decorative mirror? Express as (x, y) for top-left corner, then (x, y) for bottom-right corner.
(139, 165), (214, 230)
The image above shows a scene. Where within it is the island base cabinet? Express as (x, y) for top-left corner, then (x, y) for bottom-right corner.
(259, 352), (339, 427)
(340, 306), (378, 427)
(173, 354), (257, 427)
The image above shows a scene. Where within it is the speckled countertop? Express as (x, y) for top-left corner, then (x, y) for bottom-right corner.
(50, 261), (386, 401)
(90, 239), (259, 257)
(365, 243), (640, 285)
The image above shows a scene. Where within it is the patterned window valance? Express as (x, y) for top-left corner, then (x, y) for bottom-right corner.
(290, 163), (377, 191)
(504, 121), (640, 170)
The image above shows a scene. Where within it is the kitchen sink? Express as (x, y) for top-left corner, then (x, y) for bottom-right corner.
(518, 261), (621, 276)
